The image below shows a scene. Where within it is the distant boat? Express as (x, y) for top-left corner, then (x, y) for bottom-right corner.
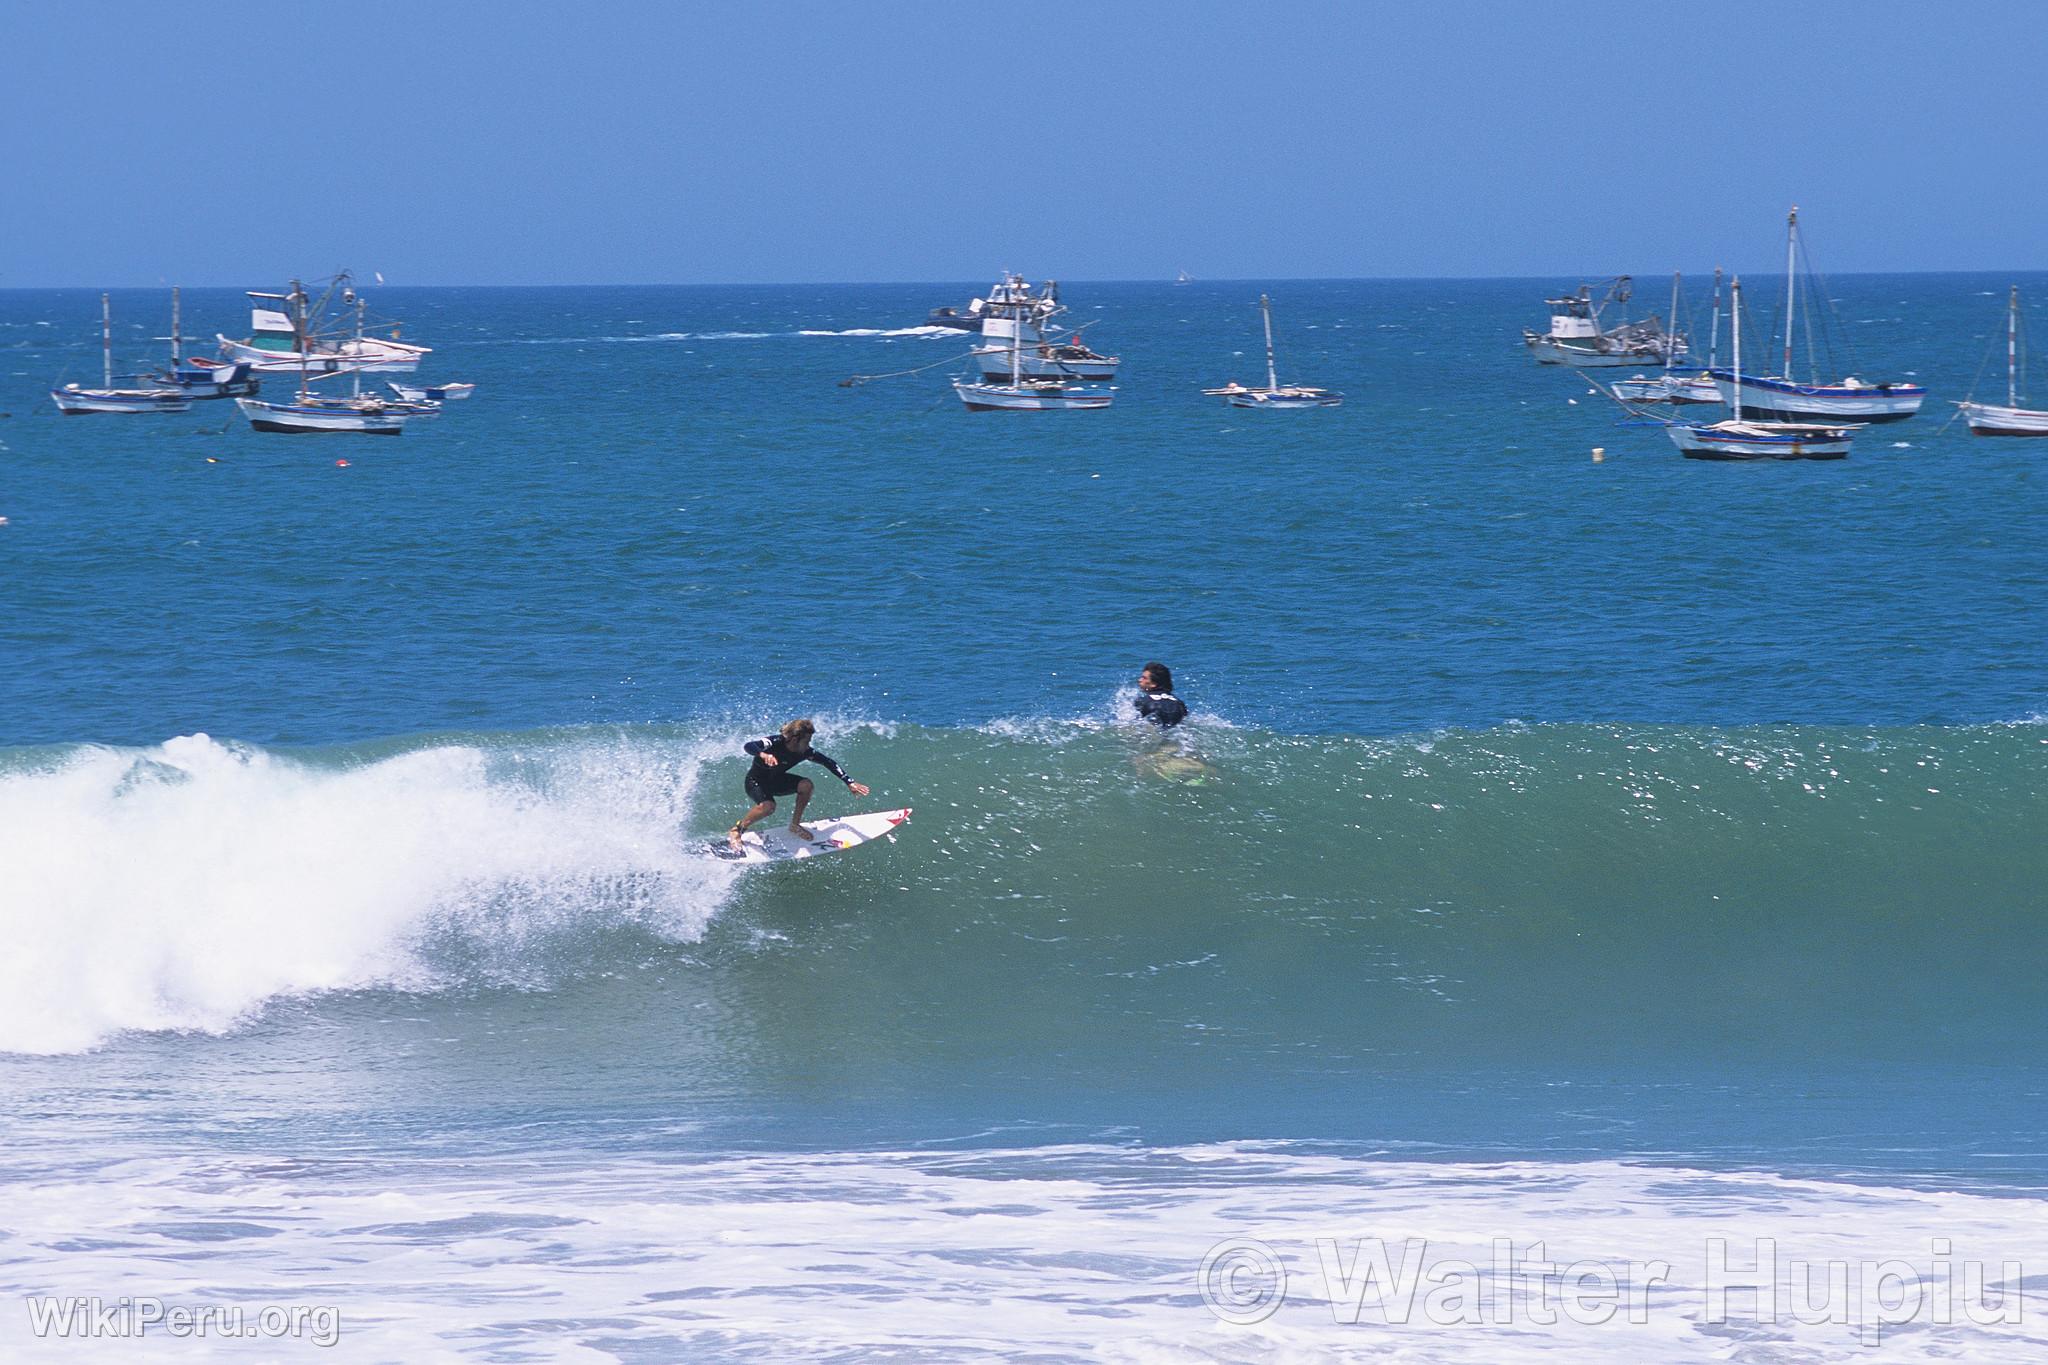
(1953, 286), (2048, 436)
(1705, 207), (1924, 423)
(218, 273), (429, 374)
(1203, 294), (1341, 408)
(1612, 271), (1721, 405)
(954, 303), (1114, 410)
(1524, 275), (1684, 367)
(153, 288), (259, 399)
(1175, 269), (1193, 286)
(49, 293), (191, 414)
(1666, 277), (1854, 460)
(388, 381), (476, 402)
(925, 303), (984, 332)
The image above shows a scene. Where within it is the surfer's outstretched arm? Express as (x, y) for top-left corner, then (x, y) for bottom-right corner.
(807, 750), (871, 798)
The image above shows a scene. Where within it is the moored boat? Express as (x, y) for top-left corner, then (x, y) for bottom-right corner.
(955, 303), (1114, 410)
(1954, 287), (2048, 436)
(1706, 207), (1924, 423)
(1667, 277), (1854, 460)
(48, 294), (192, 415)
(236, 396), (407, 434)
(969, 274), (1120, 382)
(218, 274), (429, 374)
(1523, 276), (1684, 368)
(1203, 295), (1341, 408)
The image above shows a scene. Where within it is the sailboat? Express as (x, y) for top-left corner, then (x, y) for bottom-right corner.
(49, 294), (192, 414)
(953, 300), (1114, 410)
(236, 291), (411, 434)
(1706, 207), (1924, 422)
(1667, 277), (1854, 460)
(1203, 295), (1341, 408)
(1613, 272), (1721, 404)
(1954, 287), (2048, 436)
(153, 288), (259, 399)
(218, 273), (429, 374)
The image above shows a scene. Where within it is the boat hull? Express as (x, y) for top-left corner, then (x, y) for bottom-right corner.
(953, 381), (1113, 411)
(219, 335), (429, 375)
(1612, 374), (1721, 405)
(1956, 401), (2048, 436)
(50, 387), (191, 414)
(236, 397), (406, 434)
(1707, 371), (1924, 423)
(1224, 391), (1341, 409)
(1666, 422), (1852, 461)
(1524, 334), (1678, 368)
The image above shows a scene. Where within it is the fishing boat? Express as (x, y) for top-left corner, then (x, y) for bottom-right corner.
(925, 302), (985, 332)
(236, 291), (412, 434)
(1203, 295), (1341, 408)
(954, 304), (1114, 411)
(49, 294), (192, 414)
(152, 288), (259, 398)
(969, 273), (1119, 382)
(1954, 287), (2048, 436)
(1523, 276), (1684, 367)
(1612, 272), (1721, 405)
(1706, 208), (1924, 423)
(388, 381), (476, 402)
(218, 274), (429, 374)
(1667, 277), (1854, 460)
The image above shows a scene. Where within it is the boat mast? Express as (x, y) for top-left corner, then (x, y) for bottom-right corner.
(2009, 285), (2019, 409)
(1665, 272), (1681, 374)
(100, 293), (112, 388)
(1009, 303), (1022, 386)
(1708, 268), (1722, 370)
(171, 287), (182, 365)
(295, 282), (311, 401)
(1731, 277), (1745, 422)
(1260, 295), (1278, 391)
(352, 294), (365, 400)
(1782, 206), (1798, 380)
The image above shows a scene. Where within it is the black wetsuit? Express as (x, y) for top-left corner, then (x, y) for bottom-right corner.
(743, 736), (853, 803)
(1133, 691), (1189, 728)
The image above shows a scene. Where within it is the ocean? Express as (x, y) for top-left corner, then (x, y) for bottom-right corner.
(1, 277), (2044, 1360)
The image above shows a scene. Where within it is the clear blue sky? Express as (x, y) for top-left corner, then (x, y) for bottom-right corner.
(2, 0), (2039, 286)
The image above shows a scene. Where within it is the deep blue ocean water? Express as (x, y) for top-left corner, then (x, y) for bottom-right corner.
(1, 278), (2043, 1359)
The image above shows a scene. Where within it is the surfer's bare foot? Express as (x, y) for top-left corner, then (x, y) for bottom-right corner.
(788, 822), (814, 841)
(727, 825), (746, 852)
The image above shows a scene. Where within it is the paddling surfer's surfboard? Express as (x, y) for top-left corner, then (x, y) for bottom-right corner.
(709, 808), (911, 863)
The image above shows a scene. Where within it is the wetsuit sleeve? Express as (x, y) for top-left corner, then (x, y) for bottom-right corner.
(808, 750), (853, 785)
(1133, 694), (1159, 721)
(743, 738), (768, 758)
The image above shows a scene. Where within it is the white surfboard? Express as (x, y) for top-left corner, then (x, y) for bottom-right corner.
(709, 808), (911, 864)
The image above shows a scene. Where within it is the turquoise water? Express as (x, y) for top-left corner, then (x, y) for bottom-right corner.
(1, 280), (2043, 1358)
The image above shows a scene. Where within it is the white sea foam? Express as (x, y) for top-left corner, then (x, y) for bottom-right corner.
(0, 1142), (2037, 1361)
(0, 734), (738, 1055)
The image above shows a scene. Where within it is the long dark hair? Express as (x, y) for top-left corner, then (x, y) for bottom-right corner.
(1142, 662), (1173, 692)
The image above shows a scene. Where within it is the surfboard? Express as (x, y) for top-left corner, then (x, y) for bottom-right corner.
(708, 808), (911, 863)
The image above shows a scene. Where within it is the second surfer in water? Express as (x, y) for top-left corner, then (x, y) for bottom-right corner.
(1133, 662), (1189, 728)
(729, 718), (870, 851)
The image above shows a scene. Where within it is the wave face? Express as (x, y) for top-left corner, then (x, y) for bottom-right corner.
(0, 718), (2039, 1068)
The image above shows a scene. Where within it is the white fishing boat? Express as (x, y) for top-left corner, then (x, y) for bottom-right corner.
(969, 273), (1119, 381)
(1954, 287), (2048, 436)
(387, 381), (476, 402)
(1667, 277), (1854, 460)
(218, 273), (429, 374)
(1203, 295), (1341, 408)
(954, 305), (1114, 410)
(49, 294), (192, 414)
(1524, 276), (1684, 368)
(237, 292), (413, 434)
(1707, 207), (1924, 423)
(153, 288), (259, 398)
(1612, 271), (1722, 405)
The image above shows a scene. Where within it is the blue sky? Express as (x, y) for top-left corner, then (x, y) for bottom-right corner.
(2, 0), (2039, 286)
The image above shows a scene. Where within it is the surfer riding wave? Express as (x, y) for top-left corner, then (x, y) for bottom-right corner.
(729, 718), (869, 851)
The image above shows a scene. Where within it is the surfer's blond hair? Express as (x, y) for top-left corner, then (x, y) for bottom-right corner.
(781, 718), (816, 743)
